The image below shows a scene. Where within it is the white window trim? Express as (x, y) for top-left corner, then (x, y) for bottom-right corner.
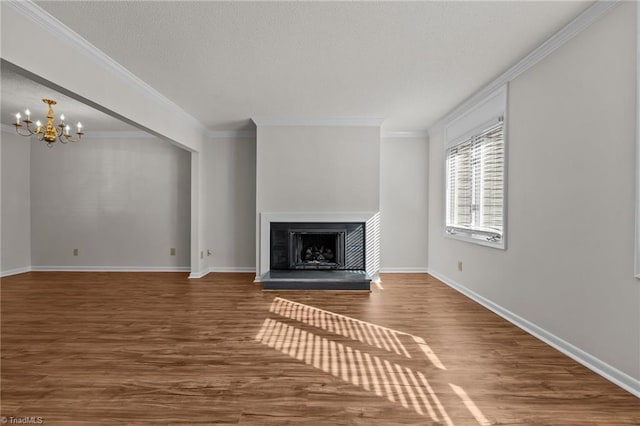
(444, 85), (508, 250)
(635, 3), (640, 279)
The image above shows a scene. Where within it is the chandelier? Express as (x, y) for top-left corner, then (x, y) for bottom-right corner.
(14, 98), (84, 146)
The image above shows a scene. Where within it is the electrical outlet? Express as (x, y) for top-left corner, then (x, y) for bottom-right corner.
(207, 249), (212, 256)
(170, 248), (176, 256)
(457, 260), (463, 272)
(73, 248), (79, 256)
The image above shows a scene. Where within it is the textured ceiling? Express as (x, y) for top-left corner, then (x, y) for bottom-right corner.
(1, 66), (139, 133)
(7, 1), (593, 134)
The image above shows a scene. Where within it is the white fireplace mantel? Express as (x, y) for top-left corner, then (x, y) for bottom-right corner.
(256, 211), (381, 281)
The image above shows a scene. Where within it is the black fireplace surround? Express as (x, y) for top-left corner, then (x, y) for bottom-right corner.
(270, 222), (365, 271)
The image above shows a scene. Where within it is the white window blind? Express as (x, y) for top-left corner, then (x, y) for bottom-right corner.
(446, 119), (505, 245)
(444, 84), (507, 248)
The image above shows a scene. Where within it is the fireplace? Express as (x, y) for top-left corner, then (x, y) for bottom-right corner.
(270, 222), (365, 271)
(289, 229), (346, 269)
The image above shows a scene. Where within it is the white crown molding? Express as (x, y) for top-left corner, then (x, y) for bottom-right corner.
(428, 269), (640, 398)
(2, 124), (154, 140)
(6, 122), (430, 141)
(208, 130), (257, 139)
(5, 0), (207, 135)
(252, 117), (385, 128)
(381, 130), (430, 139)
(428, 0), (621, 137)
(83, 131), (156, 139)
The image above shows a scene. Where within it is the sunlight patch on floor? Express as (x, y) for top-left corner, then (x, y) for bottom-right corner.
(256, 317), (441, 422)
(257, 297), (492, 424)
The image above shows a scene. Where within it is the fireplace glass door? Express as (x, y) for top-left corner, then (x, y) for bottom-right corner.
(289, 230), (346, 269)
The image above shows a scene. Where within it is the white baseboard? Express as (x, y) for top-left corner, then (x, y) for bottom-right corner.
(11, 266), (253, 279)
(31, 266), (191, 273)
(209, 266), (256, 273)
(189, 267), (256, 279)
(188, 270), (209, 279)
(379, 267), (430, 273)
(1, 266), (32, 277)
(427, 269), (640, 398)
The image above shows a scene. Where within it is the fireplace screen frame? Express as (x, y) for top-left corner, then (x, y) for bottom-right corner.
(269, 221), (365, 271)
(289, 229), (346, 269)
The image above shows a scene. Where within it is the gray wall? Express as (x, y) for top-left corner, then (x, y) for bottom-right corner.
(204, 131), (431, 273)
(203, 137), (256, 270)
(256, 126), (381, 213)
(255, 124), (381, 276)
(1, 131), (31, 274)
(380, 136), (429, 271)
(30, 136), (191, 269)
(428, 3), (639, 382)
(3, 128), (431, 274)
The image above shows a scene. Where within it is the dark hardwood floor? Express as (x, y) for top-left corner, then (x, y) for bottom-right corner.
(1, 272), (638, 425)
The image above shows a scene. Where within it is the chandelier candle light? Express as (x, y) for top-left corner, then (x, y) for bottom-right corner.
(14, 98), (83, 146)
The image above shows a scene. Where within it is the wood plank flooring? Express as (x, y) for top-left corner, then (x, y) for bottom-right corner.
(1, 272), (638, 425)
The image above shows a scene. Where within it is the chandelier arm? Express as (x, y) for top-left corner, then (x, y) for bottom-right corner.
(23, 119), (36, 134)
(58, 129), (68, 144)
(63, 133), (83, 143)
(14, 124), (35, 137)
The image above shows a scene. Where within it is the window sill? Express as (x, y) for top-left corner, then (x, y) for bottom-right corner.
(444, 231), (506, 250)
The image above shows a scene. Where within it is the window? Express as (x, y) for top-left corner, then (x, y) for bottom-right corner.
(444, 85), (507, 249)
